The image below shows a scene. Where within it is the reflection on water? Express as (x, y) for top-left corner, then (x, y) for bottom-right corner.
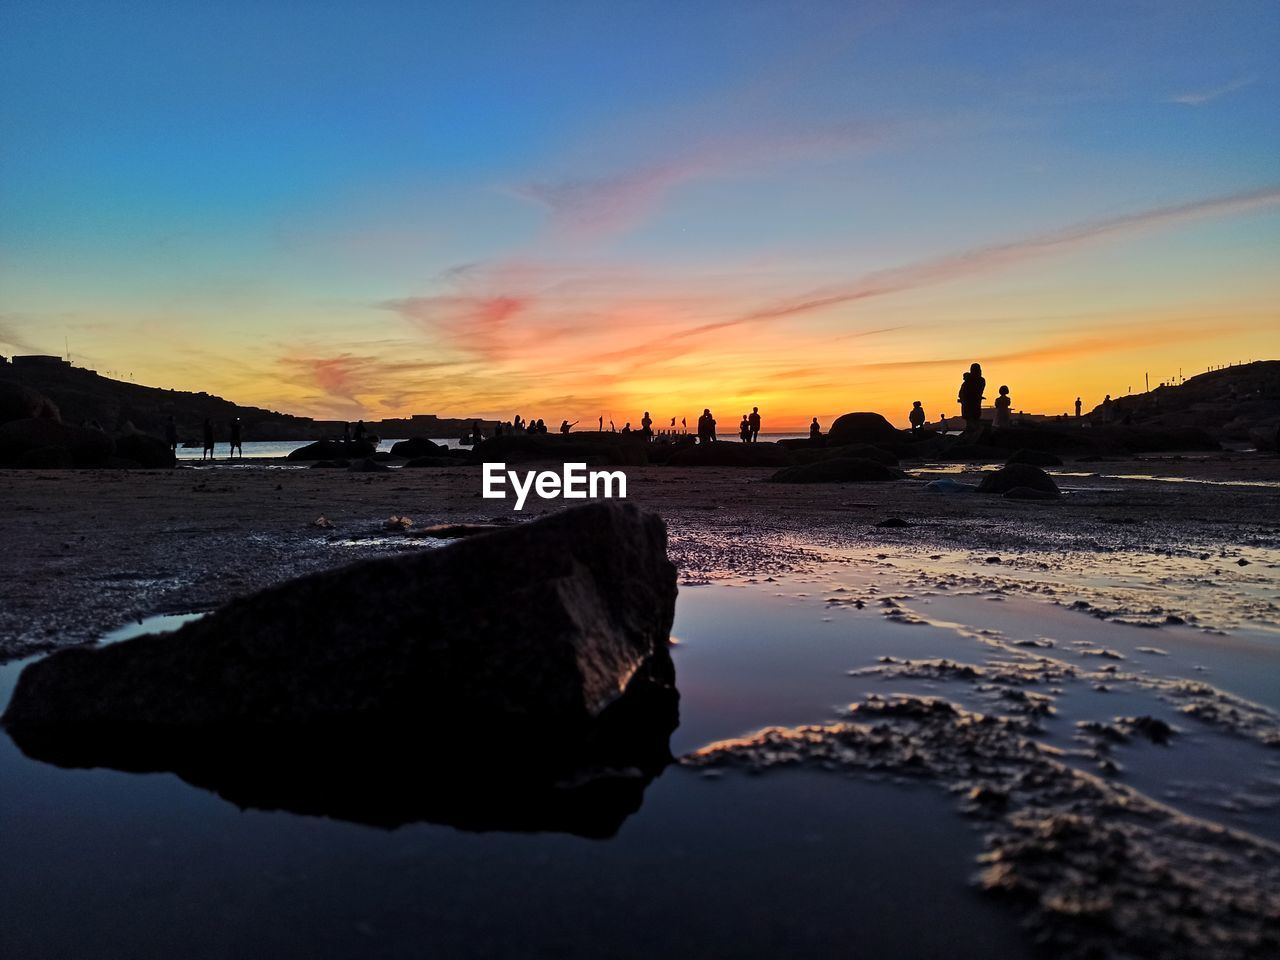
(0, 575), (1039, 959)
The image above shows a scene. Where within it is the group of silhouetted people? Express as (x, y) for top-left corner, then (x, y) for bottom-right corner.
(169, 415), (243, 460)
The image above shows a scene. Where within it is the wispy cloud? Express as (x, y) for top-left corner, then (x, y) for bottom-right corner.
(666, 184), (1280, 339)
(512, 121), (889, 239)
(1168, 76), (1258, 106)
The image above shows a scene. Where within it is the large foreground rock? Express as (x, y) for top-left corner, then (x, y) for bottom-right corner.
(114, 431), (176, 468)
(827, 412), (902, 447)
(3, 502), (679, 835)
(769, 457), (903, 483)
(389, 436), (444, 459)
(977, 463), (1059, 495)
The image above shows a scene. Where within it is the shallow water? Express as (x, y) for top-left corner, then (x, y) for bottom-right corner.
(3, 556), (1278, 958)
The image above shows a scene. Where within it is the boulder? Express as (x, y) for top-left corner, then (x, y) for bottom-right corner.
(769, 457), (903, 483)
(1004, 486), (1061, 501)
(827, 412), (902, 447)
(348, 457), (390, 473)
(2, 502), (679, 835)
(115, 432), (176, 469)
(390, 437), (444, 459)
(665, 441), (793, 468)
(0, 381), (60, 425)
(0, 418), (114, 467)
(287, 439), (376, 461)
(1007, 448), (1063, 467)
(473, 434), (648, 467)
(794, 443), (898, 466)
(402, 456), (459, 468)
(977, 463), (1059, 495)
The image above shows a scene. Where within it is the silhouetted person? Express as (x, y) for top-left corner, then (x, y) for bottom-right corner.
(938, 415), (948, 435)
(810, 417), (821, 440)
(1102, 395), (1113, 423)
(908, 401), (925, 434)
(229, 417), (243, 458)
(1075, 397), (1082, 418)
(164, 415), (178, 452)
(621, 422), (632, 434)
(641, 411), (653, 439)
(537, 418), (548, 434)
(353, 420), (367, 443)
(993, 385), (1011, 428)
(560, 419), (578, 434)
(739, 415), (751, 442)
(697, 409), (716, 443)
(202, 418), (215, 460)
(958, 363), (985, 434)
(598, 415), (603, 432)
(748, 406), (761, 442)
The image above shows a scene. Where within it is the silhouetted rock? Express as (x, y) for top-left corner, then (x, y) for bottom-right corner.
(114, 432), (176, 469)
(1004, 486), (1061, 501)
(287, 439), (376, 461)
(402, 456), (459, 468)
(665, 441), (793, 468)
(1086, 425), (1220, 454)
(0, 381), (60, 425)
(769, 457), (903, 483)
(794, 442), (899, 466)
(0, 418), (114, 467)
(348, 457), (390, 473)
(3, 502), (679, 836)
(1007, 448), (1063, 467)
(474, 434), (649, 467)
(827, 412), (902, 447)
(977, 463), (1059, 495)
(876, 517), (913, 527)
(390, 437), (444, 459)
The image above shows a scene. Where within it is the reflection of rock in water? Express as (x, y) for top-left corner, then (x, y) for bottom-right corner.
(3, 501), (680, 837)
(685, 695), (1280, 960)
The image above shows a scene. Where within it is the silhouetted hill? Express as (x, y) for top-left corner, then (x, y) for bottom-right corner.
(1090, 361), (1280, 445)
(0, 358), (491, 442)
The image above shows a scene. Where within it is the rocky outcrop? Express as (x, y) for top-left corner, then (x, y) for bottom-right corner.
(3, 502), (680, 835)
(977, 463), (1059, 495)
(0, 418), (115, 467)
(769, 457), (903, 483)
(664, 441), (793, 468)
(793, 443), (899, 466)
(827, 412), (902, 447)
(472, 434), (649, 467)
(0, 381), (60, 425)
(114, 431), (176, 469)
(286, 439), (376, 461)
(389, 437), (444, 459)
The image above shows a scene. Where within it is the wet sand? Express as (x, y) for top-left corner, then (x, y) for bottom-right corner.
(2, 452), (1277, 660)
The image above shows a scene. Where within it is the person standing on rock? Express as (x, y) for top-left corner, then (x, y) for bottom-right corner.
(1075, 397), (1082, 418)
(739, 415), (751, 442)
(560, 420), (577, 434)
(229, 417), (243, 459)
(165, 415), (178, 453)
(641, 411), (653, 440)
(909, 401), (926, 434)
(202, 418), (215, 460)
(1102, 395), (1113, 423)
(810, 417), (822, 440)
(958, 363), (985, 435)
(748, 406), (761, 442)
(994, 385), (1012, 428)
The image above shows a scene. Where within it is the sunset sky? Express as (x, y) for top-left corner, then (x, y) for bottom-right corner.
(2, 1), (1277, 429)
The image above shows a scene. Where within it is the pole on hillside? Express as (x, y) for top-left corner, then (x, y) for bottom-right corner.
(1145, 372), (1149, 393)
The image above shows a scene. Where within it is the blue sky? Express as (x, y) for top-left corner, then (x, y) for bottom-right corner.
(2, 1), (1277, 423)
